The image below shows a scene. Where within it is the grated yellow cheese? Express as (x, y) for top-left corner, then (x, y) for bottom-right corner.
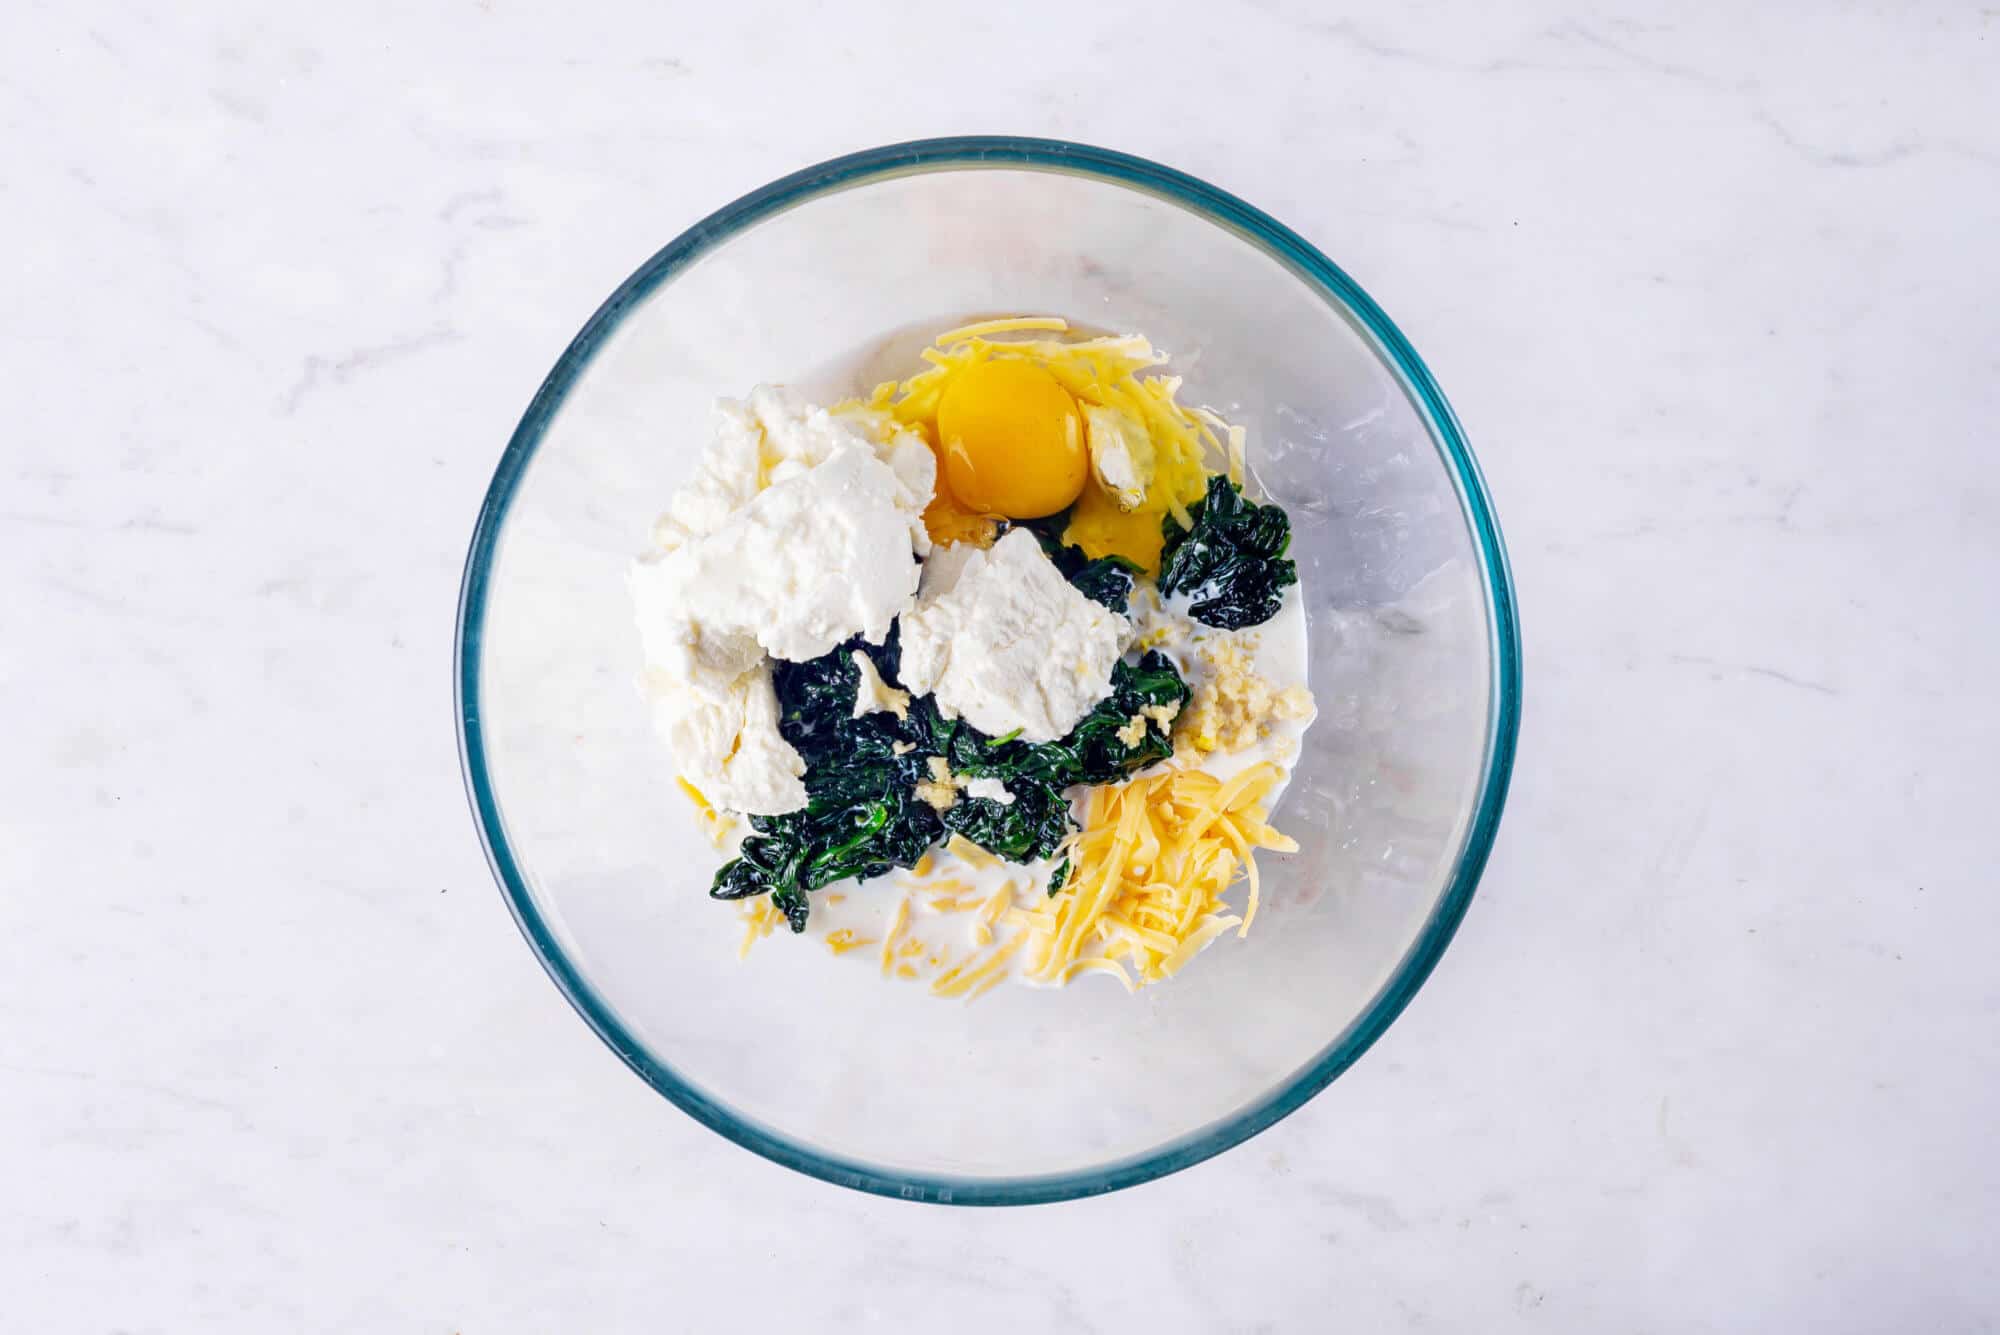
(878, 894), (910, 977)
(677, 777), (738, 849)
(735, 895), (781, 959)
(930, 935), (1025, 1000)
(936, 315), (1071, 342)
(824, 929), (877, 956)
(978, 882), (1014, 925)
(944, 833), (998, 870)
(1025, 763), (1294, 988)
(964, 964), (1011, 1001)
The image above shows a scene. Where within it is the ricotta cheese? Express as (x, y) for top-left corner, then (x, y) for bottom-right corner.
(631, 386), (936, 815)
(654, 387), (933, 554)
(647, 662), (807, 816)
(896, 529), (1127, 743)
(635, 445), (928, 675)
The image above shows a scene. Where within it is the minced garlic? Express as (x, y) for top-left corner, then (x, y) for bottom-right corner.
(1174, 634), (1315, 756)
(913, 756), (959, 812)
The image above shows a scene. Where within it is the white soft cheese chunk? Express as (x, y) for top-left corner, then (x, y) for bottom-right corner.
(896, 529), (1127, 743)
(668, 446), (925, 664)
(646, 663), (806, 816)
(1084, 403), (1155, 511)
(630, 387), (936, 814)
(829, 404), (938, 551)
(653, 387), (933, 554)
(629, 558), (763, 704)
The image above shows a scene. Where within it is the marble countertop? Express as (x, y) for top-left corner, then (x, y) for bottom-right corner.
(7, 3), (1996, 1330)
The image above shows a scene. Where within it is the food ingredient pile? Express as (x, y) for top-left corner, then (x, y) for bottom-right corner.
(631, 317), (1316, 994)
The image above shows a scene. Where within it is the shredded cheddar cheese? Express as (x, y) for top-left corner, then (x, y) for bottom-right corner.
(677, 777), (738, 849)
(944, 833), (998, 870)
(978, 882), (1013, 926)
(1027, 763), (1297, 987)
(930, 935), (1025, 999)
(878, 894), (910, 977)
(735, 895), (781, 959)
(936, 315), (1072, 342)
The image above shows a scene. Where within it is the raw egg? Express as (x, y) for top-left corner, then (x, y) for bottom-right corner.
(911, 424), (999, 547)
(936, 359), (1087, 519)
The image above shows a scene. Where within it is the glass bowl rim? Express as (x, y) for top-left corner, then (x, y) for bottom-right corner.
(454, 135), (1522, 1206)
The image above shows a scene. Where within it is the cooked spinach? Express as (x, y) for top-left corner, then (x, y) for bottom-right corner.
(1065, 554), (1145, 614)
(951, 652), (1190, 789)
(709, 745), (941, 912)
(712, 634), (942, 919)
(710, 635), (1191, 931)
(1157, 475), (1299, 630)
(941, 784), (1072, 864)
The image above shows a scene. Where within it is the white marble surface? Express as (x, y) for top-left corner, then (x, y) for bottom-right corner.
(6, 2), (1997, 1329)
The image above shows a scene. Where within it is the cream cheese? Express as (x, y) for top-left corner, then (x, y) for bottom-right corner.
(895, 530), (1127, 744)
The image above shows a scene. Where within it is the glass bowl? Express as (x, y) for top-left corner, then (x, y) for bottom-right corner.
(456, 137), (1520, 1204)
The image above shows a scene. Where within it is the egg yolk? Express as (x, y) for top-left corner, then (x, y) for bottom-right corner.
(936, 360), (1087, 519)
(910, 423), (999, 547)
(1064, 481), (1172, 573)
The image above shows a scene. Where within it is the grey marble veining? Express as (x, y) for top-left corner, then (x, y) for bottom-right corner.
(4, 2), (1996, 1330)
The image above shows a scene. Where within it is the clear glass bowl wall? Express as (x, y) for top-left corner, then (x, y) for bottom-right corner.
(459, 143), (1519, 1203)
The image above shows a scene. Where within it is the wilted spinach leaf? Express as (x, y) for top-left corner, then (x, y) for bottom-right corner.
(1157, 475), (1298, 630)
(940, 784), (1073, 864)
(711, 755), (941, 908)
(710, 635), (1192, 930)
(712, 636), (940, 925)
